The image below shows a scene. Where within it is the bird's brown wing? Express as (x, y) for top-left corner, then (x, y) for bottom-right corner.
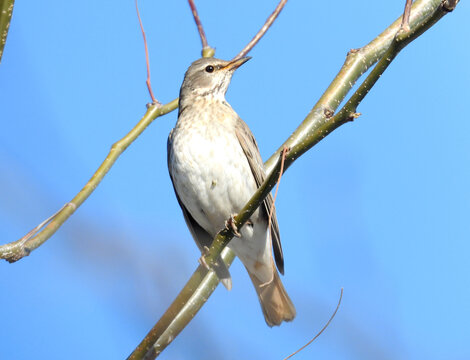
(167, 130), (232, 290)
(234, 118), (284, 275)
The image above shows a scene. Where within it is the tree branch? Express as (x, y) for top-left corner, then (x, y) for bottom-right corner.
(135, 0), (159, 105)
(214, 0), (459, 267)
(233, 0), (287, 60)
(401, 0), (413, 31)
(0, 100), (178, 263)
(283, 288), (343, 360)
(264, 0), (458, 172)
(187, 0), (214, 58)
(0, 0), (14, 63)
(127, 1), (459, 359)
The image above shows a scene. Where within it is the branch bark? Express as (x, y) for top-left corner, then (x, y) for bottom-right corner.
(233, 0), (288, 60)
(401, 0), (413, 31)
(187, 0), (214, 57)
(0, 0), (14, 63)
(0, 100), (178, 263)
(128, 1), (459, 359)
(135, 0), (159, 104)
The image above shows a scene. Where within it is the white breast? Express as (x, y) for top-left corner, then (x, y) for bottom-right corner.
(169, 99), (273, 282)
(169, 107), (258, 236)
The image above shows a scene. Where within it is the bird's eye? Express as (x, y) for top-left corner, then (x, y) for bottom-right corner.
(205, 65), (214, 73)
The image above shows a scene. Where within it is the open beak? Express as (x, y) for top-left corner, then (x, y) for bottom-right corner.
(222, 56), (252, 71)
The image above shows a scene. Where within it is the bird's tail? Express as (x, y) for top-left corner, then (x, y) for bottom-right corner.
(247, 264), (296, 327)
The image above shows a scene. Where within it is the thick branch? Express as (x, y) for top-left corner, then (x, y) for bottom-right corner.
(265, 0), (456, 172)
(128, 1), (459, 359)
(127, 248), (235, 360)
(129, 151), (288, 360)
(0, 100), (178, 263)
(0, 0), (14, 63)
(214, 0), (460, 279)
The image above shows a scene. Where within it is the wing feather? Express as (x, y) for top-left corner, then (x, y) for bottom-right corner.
(234, 119), (285, 275)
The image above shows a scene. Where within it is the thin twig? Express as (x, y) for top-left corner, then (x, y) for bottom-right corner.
(283, 288), (344, 360)
(233, 0), (287, 60)
(187, 0), (208, 49)
(267, 146), (289, 232)
(401, 0), (413, 31)
(135, 0), (158, 104)
(20, 203), (76, 246)
(0, 99), (178, 263)
(187, 0), (214, 57)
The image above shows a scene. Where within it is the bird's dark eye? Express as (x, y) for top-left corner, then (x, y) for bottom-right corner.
(205, 65), (214, 73)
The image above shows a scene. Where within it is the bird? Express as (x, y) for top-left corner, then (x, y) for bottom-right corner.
(167, 56), (295, 326)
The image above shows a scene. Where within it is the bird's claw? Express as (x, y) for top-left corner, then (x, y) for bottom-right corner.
(198, 246), (211, 270)
(225, 214), (241, 237)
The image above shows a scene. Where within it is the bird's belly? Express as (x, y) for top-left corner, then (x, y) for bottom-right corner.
(170, 126), (258, 236)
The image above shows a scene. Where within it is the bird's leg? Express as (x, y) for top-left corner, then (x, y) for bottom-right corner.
(225, 214), (242, 237)
(198, 246), (211, 270)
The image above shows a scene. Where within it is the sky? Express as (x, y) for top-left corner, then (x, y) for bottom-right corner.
(1, 1), (469, 359)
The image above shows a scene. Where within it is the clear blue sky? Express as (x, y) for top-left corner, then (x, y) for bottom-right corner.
(1, 1), (469, 359)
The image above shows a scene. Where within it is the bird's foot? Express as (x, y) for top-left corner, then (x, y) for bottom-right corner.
(225, 214), (241, 237)
(198, 246), (211, 270)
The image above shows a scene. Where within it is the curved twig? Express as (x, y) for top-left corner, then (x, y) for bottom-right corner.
(283, 288), (343, 360)
(232, 0), (287, 60)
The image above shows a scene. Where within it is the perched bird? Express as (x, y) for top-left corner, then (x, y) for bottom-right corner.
(167, 57), (295, 326)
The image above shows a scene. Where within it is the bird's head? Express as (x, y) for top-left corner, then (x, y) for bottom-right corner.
(179, 57), (251, 101)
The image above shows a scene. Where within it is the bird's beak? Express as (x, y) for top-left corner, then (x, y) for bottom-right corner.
(222, 56), (252, 71)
